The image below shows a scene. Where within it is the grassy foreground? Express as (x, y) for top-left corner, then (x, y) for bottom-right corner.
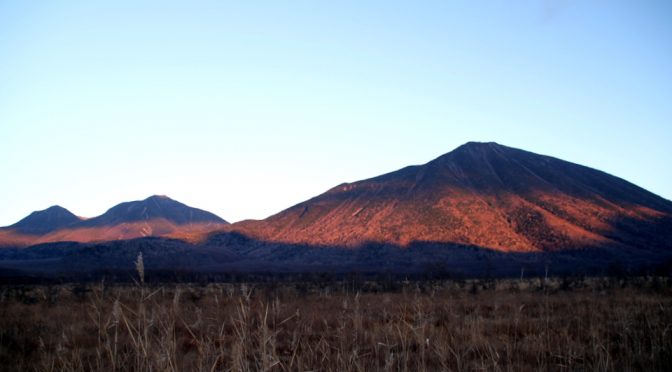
(1, 277), (671, 371)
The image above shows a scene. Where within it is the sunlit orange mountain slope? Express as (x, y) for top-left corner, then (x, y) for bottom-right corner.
(233, 142), (672, 253)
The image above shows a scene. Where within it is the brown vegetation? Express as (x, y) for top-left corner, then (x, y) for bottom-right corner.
(1, 276), (671, 371)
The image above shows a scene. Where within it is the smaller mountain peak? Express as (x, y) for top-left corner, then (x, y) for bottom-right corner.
(148, 194), (171, 199)
(10, 205), (80, 235)
(31, 205), (75, 217)
(145, 195), (173, 202)
(83, 195), (228, 226)
(44, 205), (69, 212)
(457, 141), (502, 149)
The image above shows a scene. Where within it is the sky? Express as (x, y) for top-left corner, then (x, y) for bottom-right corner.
(0, 1), (671, 225)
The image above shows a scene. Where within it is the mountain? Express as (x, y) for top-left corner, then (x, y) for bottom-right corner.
(235, 142), (672, 253)
(2, 142), (671, 278)
(9, 205), (81, 234)
(0, 196), (228, 247)
(81, 195), (226, 227)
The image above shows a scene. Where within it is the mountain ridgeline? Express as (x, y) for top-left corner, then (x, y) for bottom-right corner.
(0, 195), (228, 247)
(1, 142), (671, 278)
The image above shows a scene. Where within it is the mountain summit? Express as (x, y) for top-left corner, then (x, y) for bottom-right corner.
(81, 195), (227, 227)
(10, 205), (81, 235)
(237, 142), (672, 253)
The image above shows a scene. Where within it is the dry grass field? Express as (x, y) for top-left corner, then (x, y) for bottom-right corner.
(1, 276), (671, 371)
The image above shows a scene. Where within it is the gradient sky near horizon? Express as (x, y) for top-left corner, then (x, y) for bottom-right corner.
(1, 1), (671, 225)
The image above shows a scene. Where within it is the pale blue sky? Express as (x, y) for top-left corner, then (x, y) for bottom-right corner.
(1, 1), (671, 224)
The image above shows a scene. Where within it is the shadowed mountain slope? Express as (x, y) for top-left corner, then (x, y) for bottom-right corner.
(9, 205), (81, 234)
(235, 142), (672, 253)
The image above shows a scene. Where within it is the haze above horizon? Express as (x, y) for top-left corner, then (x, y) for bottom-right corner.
(1, 1), (671, 225)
